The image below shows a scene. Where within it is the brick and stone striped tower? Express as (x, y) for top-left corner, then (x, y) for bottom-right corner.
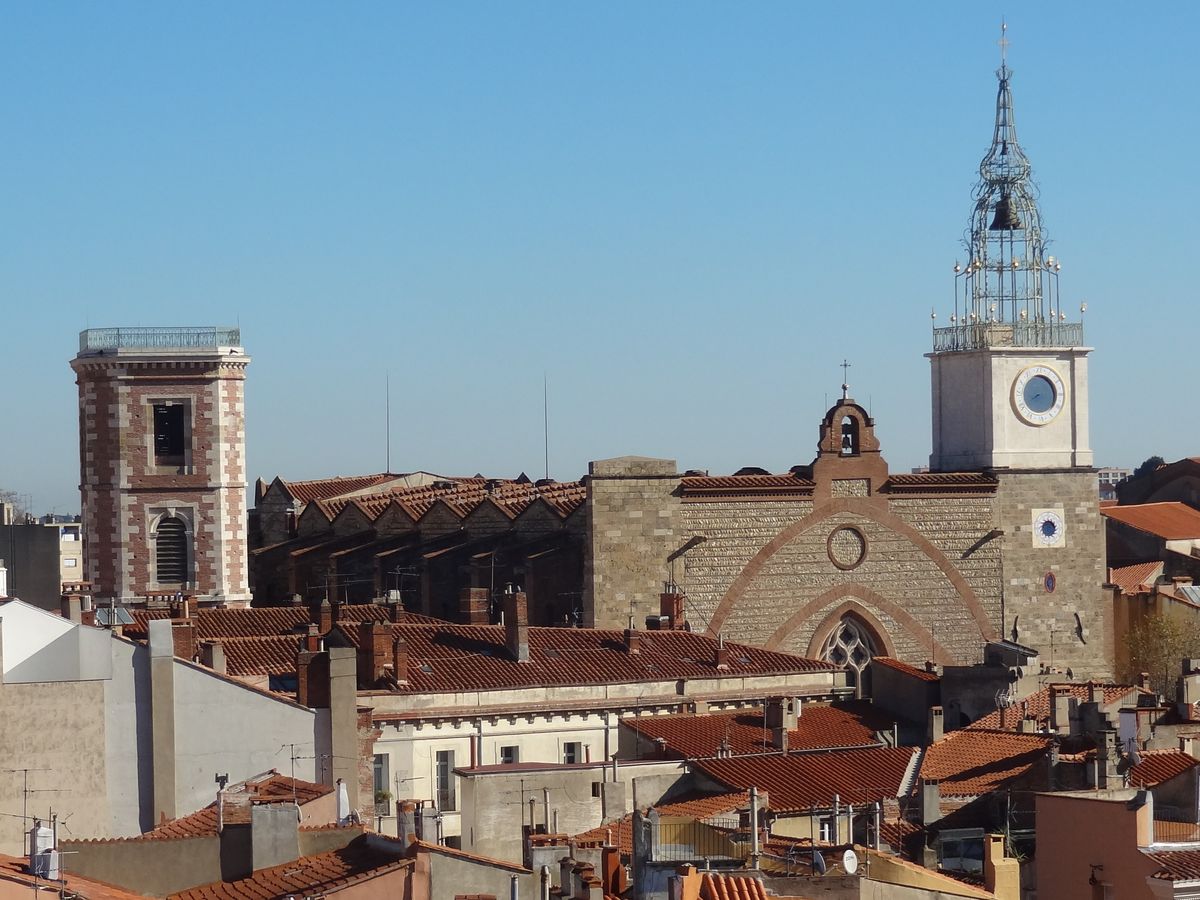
(70, 327), (251, 607)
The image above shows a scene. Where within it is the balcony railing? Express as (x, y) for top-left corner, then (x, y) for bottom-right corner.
(79, 327), (242, 353)
(932, 321), (1083, 352)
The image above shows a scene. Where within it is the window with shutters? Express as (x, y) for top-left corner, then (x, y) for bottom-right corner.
(155, 517), (189, 585)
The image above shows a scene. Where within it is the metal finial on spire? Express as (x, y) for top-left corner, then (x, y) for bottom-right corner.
(934, 23), (1080, 353)
(840, 360), (851, 400)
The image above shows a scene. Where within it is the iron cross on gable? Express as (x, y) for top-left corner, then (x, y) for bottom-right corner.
(998, 20), (1009, 64)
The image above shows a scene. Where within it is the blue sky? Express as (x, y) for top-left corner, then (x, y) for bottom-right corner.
(3, 3), (1195, 514)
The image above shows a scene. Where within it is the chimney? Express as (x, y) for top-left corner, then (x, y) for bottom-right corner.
(60, 594), (82, 623)
(714, 632), (730, 670)
(296, 650), (330, 708)
(1139, 672), (1152, 691)
(460, 587), (490, 625)
(624, 627), (641, 655)
(928, 706), (944, 744)
(171, 620), (197, 661)
(174, 596), (191, 620)
(765, 697), (798, 752)
(357, 621), (392, 685)
(201, 640), (227, 675)
(397, 800), (418, 849)
(1095, 729), (1122, 789)
(304, 624), (321, 652)
(311, 599), (334, 634)
(660, 590), (685, 630)
(503, 588), (530, 662)
(920, 778), (941, 826)
(1050, 687), (1074, 735)
(392, 638), (408, 684)
(983, 833), (1020, 900)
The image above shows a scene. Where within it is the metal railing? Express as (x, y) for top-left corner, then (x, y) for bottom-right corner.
(79, 326), (242, 352)
(932, 321), (1083, 352)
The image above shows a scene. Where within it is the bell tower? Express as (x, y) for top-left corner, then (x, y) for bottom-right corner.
(928, 28), (1109, 677)
(928, 29), (1092, 472)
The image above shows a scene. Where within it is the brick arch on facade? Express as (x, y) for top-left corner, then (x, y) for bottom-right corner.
(706, 496), (998, 644)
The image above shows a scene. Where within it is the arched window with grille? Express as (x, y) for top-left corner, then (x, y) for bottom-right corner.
(155, 516), (189, 585)
(820, 614), (879, 693)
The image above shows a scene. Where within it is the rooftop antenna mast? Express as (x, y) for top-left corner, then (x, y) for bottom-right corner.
(385, 371), (391, 474)
(543, 372), (549, 481)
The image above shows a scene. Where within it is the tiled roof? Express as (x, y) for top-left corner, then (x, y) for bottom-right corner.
(279, 474), (399, 503)
(137, 771), (332, 841)
(680, 474), (815, 499)
(347, 624), (836, 695)
(1148, 849), (1200, 882)
(1101, 502), (1200, 540)
(872, 656), (940, 682)
(313, 477), (585, 524)
(883, 472), (999, 492)
(969, 682), (1148, 730)
(0, 852), (145, 899)
(1130, 749), (1199, 788)
(125, 603), (404, 642)
(621, 703), (884, 758)
(169, 834), (412, 899)
(696, 747), (918, 812)
(920, 729), (1052, 798)
(572, 792), (750, 854)
(220, 635), (305, 677)
(1108, 561), (1164, 595)
(693, 871), (769, 900)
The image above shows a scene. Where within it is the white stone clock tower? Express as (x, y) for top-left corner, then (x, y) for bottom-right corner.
(927, 31), (1110, 678)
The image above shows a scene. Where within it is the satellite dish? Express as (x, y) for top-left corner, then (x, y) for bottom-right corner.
(811, 850), (827, 875)
(843, 849), (859, 875)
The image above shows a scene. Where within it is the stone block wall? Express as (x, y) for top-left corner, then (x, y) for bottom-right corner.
(584, 457), (680, 628)
(994, 469), (1111, 678)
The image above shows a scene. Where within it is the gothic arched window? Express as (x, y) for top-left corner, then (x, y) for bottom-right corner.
(821, 615), (878, 688)
(155, 517), (189, 585)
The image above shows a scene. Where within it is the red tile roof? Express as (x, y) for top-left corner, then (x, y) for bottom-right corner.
(125, 603), (417, 642)
(572, 792), (750, 854)
(694, 871), (769, 900)
(680, 474), (814, 500)
(1149, 849), (1200, 882)
(135, 771), (332, 841)
(1130, 749), (1200, 788)
(969, 682), (1149, 731)
(312, 477), (586, 524)
(0, 853), (145, 899)
(696, 747), (917, 812)
(349, 625), (836, 696)
(1108, 561), (1164, 595)
(279, 474), (399, 503)
(872, 656), (940, 682)
(168, 834), (412, 899)
(920, 729), (1053, 798)
(622, 703), (884, 758)
(1101, 502), (1200, 540)
(220, 635), (305, 677)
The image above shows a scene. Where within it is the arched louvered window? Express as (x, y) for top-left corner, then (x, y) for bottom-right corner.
(156, 517), (188, 585)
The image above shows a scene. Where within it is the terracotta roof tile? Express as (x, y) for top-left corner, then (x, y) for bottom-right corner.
(969, 682), (1149, 731)
(312, 477), (585, 524)
(280, 474), (398, 503)
(0, 853), (145, 899)
(680, 474), (815, 498)
(697, 871), (769, 900)
(220, 635), (304, 677)
(139, 771), (332, 840)
(871, 656), (940, 682)
(1101, 502), (1200, 540)
(622, 703), (884, 758)
(1108, 561), (1164, 595)
(572, 792), (750, 854)
(695, 747), (917, 812)
(168, 834), (412, 899)
(920, 729), (1053, 798)
(126, 603), (405, 642)
(1149, 849), (1200, 882)
(352, 625), (835, 695)
(884, 472), (999, 492)
(1130, 749), (1199, 787)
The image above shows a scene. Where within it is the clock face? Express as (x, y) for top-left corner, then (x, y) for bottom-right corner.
(1013, 365), (1066, 426)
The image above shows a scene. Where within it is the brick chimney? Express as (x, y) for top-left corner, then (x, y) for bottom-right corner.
(304, 624), (321, 652)
(659, 590), (685, 630)
(765, 697), (798, 750)
(311, 599), (334, 634)
(296, 649), (330, 708)
(503, 588), (529, 663)
(624, 627), (642, 655)
(171, 620), (196, 661)
(392, 638), (408, 685)
(358, 621), (392, 686)
(459, 587), (490, 625)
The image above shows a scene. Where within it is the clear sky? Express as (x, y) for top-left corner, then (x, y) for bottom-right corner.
(4, 3), (1196, 514)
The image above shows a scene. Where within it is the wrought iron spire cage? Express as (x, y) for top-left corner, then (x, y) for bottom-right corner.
(934, 33), (1082, 352)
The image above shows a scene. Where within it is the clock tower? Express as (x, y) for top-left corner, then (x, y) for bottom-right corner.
(928, 32), (1110, 677)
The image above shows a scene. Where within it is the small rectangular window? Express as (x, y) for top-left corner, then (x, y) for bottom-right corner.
(819, 817), (836, 843)
(563, 742), (582, 765)
(500, 746), (519, 765)
(436, 750), (456, 811)
(373, 754), (391, 816)
(153, 403), (187, 466)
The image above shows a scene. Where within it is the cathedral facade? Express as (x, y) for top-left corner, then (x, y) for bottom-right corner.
(585, 54), (1110, 679)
